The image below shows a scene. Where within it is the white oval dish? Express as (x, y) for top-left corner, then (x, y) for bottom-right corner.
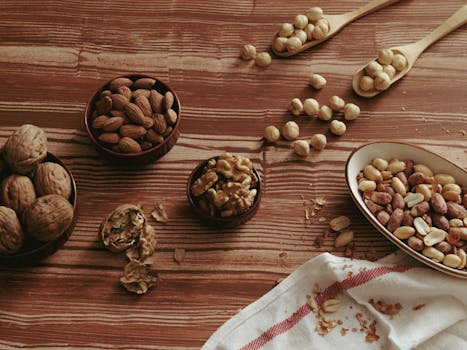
(345, 141), (467, 279)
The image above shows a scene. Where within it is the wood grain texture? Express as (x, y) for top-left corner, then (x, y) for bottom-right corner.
(0, 0), (466, 348)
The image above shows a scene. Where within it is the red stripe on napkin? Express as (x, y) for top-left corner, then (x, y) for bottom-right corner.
(239, 264), (411, 350)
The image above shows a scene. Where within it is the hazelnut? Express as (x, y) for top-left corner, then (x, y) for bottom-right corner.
(241, 44), (256, 60)
(309, 74), (326, 89)
(288, 98), (303, 116)
(255, 52), (272, 67)
(293, 14), (309, 30)
(34, 162), (72, 200)
(318, 105), (333, 121)
(383, 64), (396, 79)
(285, 36), (303, 52)
(279, 23), (295, 37)
(3, 124), (48, 175)
(312, 19), (329, 40)
(294, 140), (310, 157)
(328, 96), (345, 111)
(0, 206), (24, 255)
(273, 37), (288, 53)
(309, 134), (327, 150)
(330, 120), (346, 136)
(303, 98), (320, 117)
(293, 29), (307, 44)
(22, 194), (74, 242)
(282, 121), (300, 140)
(264, 126), (280, 143)
(344, 103), (360, 121)
(0, 174), (36, 215)
(377, 48), (394, 65)
(365, 61), (383, 78)
(359, 75), (374, 91)
(304, 24), (315, 40)
(306, 7), (324, 22)
(392, 54), (407, 71)
(374, 72), (391, 91)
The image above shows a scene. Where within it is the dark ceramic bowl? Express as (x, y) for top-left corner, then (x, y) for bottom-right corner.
(187, 157), (262, 228)
(0, 153), (78, 265)
(84, 74), (181, 165)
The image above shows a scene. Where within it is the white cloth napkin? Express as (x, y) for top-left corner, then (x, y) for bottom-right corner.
(201, 252), (467, 350)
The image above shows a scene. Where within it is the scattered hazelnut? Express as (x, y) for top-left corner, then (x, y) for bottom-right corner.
(285, 37), (303, 52)
(288, 98), (303, 116)
(365, 61), (383, 78)
(313, 19), (329, 40)
(294, 140), (310, 157)
(309, 134), (327, 150)
(304, 24), (315, 40)
(318, 105), (333, 121)
(241, 44), (256, 60)
(293, 29), (307, 44)
(306, 7), (323, 22)
(330, 120), (346, 136)
(309, 74), (326, 89)
(392, 53), (407, 71)
(282, 121), (300, 140)
(273, 37), (288, 53)
(344, 103), (360, 121)
(255, 52), (272, 67)
(303, 98), (320, 116)
(279, 23), (295, 37)
(377, 48), (394, 65)
(359, 76), (374, 91)
(264, 125), (280, 143)
(328, 96), (345, 111)
(374, 72), (391, 91)
(294, 14), (309, 29)
(383, 64), (396, 79)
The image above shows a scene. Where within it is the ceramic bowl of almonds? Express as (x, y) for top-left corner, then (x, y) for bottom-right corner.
(187, 153), (262, 228)
(346, 141), (466, 279)
(0, 125), (78, 265)
(85, 74), (181, 165)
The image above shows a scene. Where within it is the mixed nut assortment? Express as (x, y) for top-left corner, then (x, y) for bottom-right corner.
(358, 158), (467, 270)
(190, 153), (259, 218)
(89, 76), (178, 153)
(0, 125), (74, 255)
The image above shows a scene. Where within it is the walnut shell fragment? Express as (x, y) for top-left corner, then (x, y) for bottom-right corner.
(3, 124), (48, 175)
(0, 206), (25, 255)
(120, 261), (158, 295)
(34, 162), (72, 200)
(22, 194), (74, 242)
(1, 174), (37, 215)
(125, 223), (157, 263)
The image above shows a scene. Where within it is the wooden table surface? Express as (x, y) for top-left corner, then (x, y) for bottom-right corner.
(1, 0), (466, 348)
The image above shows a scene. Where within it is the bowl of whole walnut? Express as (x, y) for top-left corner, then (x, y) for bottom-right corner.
(85, 74), (181, 164)
(187, 153), (262, 228)
(0, 124), (77, 265)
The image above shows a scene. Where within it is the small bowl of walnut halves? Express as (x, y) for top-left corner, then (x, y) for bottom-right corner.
(187, 153), (262, 228)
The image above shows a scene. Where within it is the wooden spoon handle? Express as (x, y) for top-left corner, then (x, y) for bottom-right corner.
(414, 4), (467, 54)
(347, 0), (401, 22)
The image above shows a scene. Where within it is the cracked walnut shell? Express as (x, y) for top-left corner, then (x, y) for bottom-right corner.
(22, 194), (74, 242)
(120, 260), (158, 295)
(0, 206), (25, 255)
(3, 124), (48, 175)
(34, 162), (72, 200)
(1, 174), (36, 215)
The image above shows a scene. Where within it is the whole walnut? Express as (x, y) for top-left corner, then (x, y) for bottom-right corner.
(34, 162), (72, 200)
(1, 174), (36, 215)
(22, 194), (74, 242)
(0, 206), (25, 255)
(3, 124), (48, 175)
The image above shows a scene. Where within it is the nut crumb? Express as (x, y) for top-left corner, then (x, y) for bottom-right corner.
(318, 216), (327, 222)
(369, 299), (402, 319)
(151, 203), (169, 222)
(412, 303), (425, 311)
(173, 248), (186, 264)
(315, 236), (324, 248)
(315, 196), (327, 206)
(340, 327), (348, 336)
(313, 282), (322, 294)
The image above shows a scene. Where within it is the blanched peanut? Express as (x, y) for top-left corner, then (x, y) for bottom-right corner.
(423, 228), (447, 247)
(329, 216), (351, 231)
(387, 160), (406, 174)
(443, 254), (462, 268)
(364, 165), (383, 182)
(422, 247), (444, 262)
(394, 226), (415, 239)
(415, 184), (432, 201)
(334, 230), (354, 248)
(391, 177), (406, 196)
(457, 249), (466, 269)
(372, 158), (388, 171)
(434, 173), (455, 185)
(414, 164), (433, 177)
(414, 217), (430, 236)
(358, 180), (376, 192)
(404, 193), (424, 208)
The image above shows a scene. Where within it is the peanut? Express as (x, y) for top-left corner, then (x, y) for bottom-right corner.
(422, 247), (444, 262)
(329, 216), (351, 231)
(394, 226), (415, 239)
(334, 230), (354, 248)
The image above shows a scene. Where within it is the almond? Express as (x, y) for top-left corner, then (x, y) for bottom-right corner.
(142, 117), (154, 129)
(145, 129), (164, 144)
(132, 89), (151, 99)
(164, 91), (174, 110)
(109, 77), (133, 92)
(153, 113), (167, 134)
(118, 137), (142, 153)
(120, 124), (147, 139)
(149, 90), (164, 114)
(98, 132), (120, 144)
(92, 115), (109, 129)
(109, 110), (128, 120)
(134, 78), (156, 89)
(102, 116), (125, 132)
(162, 126), (172, 138)
(95, 95), (112, 114)
(165, 108), (178, 125)
(117, 86), (132, 100)
(135, 95), (153, 118)
(100, 90), (112, 98)
(110, 94), (130, 110)
(124, 103), (145, 125)
(140, 141), (153, 150)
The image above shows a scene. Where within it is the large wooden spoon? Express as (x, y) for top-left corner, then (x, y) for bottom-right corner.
(272, 0), (401, 57)
(352, 4), (467, 98)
